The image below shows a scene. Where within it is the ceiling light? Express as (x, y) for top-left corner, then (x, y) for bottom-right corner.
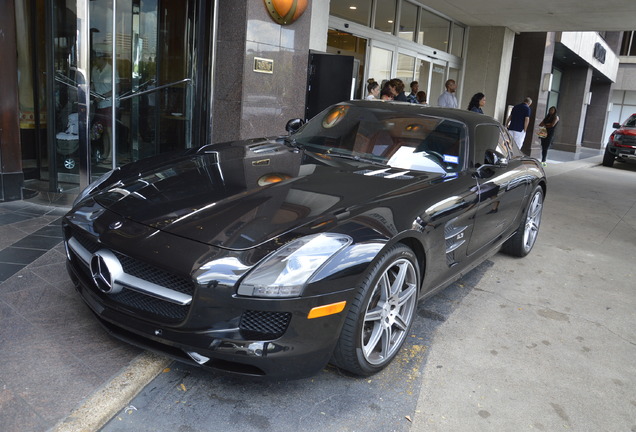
(349, 6), (357, 10)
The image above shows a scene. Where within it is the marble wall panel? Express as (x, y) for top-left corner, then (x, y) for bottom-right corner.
(213, 0), (313, 142)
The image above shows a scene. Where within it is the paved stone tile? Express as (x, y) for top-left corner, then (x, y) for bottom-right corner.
(0, 263), (25, 283)
(0, 247), (46, 265)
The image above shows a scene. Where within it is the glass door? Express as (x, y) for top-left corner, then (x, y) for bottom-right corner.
(416, 58), (431, 104)
(88, 0), (197, 176)
(47, 0), (209, 194)
(429, 60), (447, 107)
(48, 0), (82, 192)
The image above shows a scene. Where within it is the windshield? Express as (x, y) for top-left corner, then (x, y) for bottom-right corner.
(625, 114), (636, 128)
(293, 104), (466, 174)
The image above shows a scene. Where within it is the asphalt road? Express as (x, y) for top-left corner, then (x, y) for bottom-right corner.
(95, 158), (636, 432)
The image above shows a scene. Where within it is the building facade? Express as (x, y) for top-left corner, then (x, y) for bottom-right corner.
(0, 0), (624, 203)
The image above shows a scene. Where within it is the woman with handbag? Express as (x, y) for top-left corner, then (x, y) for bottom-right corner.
(539, 106), (559, 166)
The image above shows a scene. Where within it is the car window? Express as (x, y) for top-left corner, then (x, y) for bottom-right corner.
(498, 126), (514, 156)
(474, 124), (510, 166)
(625, 115), (636, 127)
(294, 104), (466, 174)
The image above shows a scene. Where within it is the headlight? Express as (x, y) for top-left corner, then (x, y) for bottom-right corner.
(73, 169), (118, 207)
(237, 233), (352, 298)
(612, 133), (623, 143)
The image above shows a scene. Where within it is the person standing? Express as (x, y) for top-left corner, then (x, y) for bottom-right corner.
(406, 81), (419, 103)
(365, 79), (380, 100)
(437, 79), (458, 108)
(506, 97), (532, 150)
(539, 106), (559, 166)
(416, 91), (428, 105)
(380, 86), (394, 101)
(392, 79), (408, 102)
(467, 92), (486, 113)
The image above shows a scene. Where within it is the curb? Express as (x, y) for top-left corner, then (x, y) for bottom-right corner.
(50, 352), (172, 432)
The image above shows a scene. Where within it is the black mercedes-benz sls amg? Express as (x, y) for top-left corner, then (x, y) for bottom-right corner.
(63, 101), (546, 379)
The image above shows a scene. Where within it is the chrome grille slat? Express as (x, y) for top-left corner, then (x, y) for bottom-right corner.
(66, 227), (194, 322)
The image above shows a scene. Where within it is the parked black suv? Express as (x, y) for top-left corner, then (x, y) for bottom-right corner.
(603, 113), (636, 167)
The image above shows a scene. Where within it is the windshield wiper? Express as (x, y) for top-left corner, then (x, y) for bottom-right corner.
(324, 151), (387, 167)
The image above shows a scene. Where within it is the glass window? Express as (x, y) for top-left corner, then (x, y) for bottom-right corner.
(295, 104), (465, 174)
(619, 31), (636, 56)
(611, 90), (624, 104)
(330, 0), (373, 26)
(398, 1), (418, 42)
(416, 60), (431, 102)
(396, 54), (415, 86)
(551, 69), (562, 91)
(368, 47), (393, 85)
(625, 90), (636, 105)
(450, 25), (465, 57)
(374, 0), (396, 35)
(474, 124), (511, 166)
(418, 9), (450, 52)
(429, 62), (446, 106)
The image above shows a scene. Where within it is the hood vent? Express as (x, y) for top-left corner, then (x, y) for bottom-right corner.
(248, 142), (286, 154)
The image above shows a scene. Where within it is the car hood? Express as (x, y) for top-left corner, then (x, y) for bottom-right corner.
(617, 126), (636, 136)
(91, 140), (439, 249)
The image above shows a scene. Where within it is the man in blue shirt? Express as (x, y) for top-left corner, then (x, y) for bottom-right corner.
(506, 97), (533, 150)
(406, 81), (419, 103)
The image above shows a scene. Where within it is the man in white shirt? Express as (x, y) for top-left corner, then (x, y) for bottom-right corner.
(437, 79), (458, 108)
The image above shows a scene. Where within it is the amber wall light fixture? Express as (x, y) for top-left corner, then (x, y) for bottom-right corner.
(264, 0), (308, 25)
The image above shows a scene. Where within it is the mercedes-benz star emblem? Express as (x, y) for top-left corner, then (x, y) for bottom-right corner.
(90, 250), (124, 294)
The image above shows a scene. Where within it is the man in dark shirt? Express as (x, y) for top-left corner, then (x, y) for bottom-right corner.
(506, 97), (532, 150)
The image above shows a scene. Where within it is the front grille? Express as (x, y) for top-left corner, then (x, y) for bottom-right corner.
(67, 227), (194, 323)
(239, 310), (292, 340)
(620, 135), (636, 146)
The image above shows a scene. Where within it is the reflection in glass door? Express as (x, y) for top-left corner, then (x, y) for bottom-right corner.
(88, 0), (196, 177)
(49, 0), (81, 193)
(48, 0), (204, 193)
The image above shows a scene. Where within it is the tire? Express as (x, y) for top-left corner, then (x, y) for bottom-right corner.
(332, 244), (419, 376)
(502, 185), (544, 257)
(602, 147), (615, 167)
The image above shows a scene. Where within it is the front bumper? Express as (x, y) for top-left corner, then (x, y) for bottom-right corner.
(607, 143), (636, 160)
(63, 207), (357, 380)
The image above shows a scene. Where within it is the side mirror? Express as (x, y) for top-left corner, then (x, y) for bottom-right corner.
(484, 149), (508, 167)
(613, 122), (621, 129)
(286, 118), (305, 134)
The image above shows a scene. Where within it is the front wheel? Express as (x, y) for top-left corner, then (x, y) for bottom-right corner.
(602, 147), (615, 167)
(332, 244), (419, 376)
(502, 185), (544, 257)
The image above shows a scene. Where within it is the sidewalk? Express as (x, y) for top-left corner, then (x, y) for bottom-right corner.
(0, 200), (145, 431)
(0, 147), (607, 432)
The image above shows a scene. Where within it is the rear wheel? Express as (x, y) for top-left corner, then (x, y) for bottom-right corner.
(332, 244), (419, 376)
(602, 147), (615, 167)
(502, 185), (543, 257)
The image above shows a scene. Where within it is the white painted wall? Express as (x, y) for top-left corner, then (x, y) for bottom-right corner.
(558, 32), (619, 82)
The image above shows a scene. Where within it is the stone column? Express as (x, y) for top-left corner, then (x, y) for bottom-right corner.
(582, 81), (613, 149)
(505, 32), (554, 158)
(212, 0), (315, 143)
(553, 66), (593, 151)
(461, 26), (515, 122)
(0, 0), (24, 201)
